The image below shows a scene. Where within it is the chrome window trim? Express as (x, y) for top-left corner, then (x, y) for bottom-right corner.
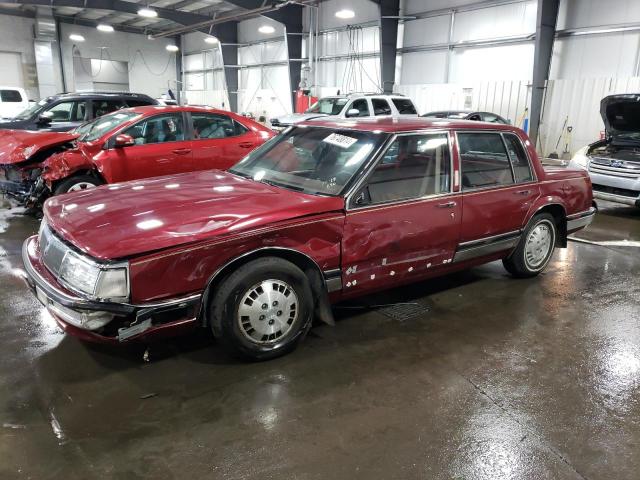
(455, 129), (538, 192)
(345, 129), (455, 211)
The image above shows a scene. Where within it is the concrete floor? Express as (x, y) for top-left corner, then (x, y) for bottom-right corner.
(1, 199), (639, 480)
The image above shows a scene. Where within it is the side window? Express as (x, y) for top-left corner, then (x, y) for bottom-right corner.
(371, 98), (392, 116)
(0, 90), (23, 102)
(46, 101), (88, 122)
(192, 113), (239, 139)
(503, 133), (533, 183)
(392, 98), (417, 114)
(482, 113), (503, 124)
(458, 132), (514, 189)
(234, 120), (248, 135)
(92, 100), (123, 118)
(124, 114), (185, 145)
(346, 99), (369, 117)
(360, 133), (450, 204)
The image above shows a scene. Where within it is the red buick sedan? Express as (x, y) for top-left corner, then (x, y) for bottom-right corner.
(14, 106), (274, 205)
(22, 117), (595, 361)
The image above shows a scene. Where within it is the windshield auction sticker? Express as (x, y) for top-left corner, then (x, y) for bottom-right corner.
(323, 133), (358, 149)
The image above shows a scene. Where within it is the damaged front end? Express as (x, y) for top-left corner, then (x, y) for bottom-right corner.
(0, 161), (42, 203)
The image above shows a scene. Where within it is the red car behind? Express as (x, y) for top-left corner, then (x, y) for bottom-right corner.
(1, 106), (274, 205)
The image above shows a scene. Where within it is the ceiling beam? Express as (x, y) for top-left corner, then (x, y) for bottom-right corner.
(10, 0), (213, 26)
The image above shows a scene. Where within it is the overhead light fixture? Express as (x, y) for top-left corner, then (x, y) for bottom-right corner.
(204, 36), (218, 45)
(258, 25), (275, 34)
(97, 24), (114, 32)
(137, 7), (158, 18)
(335, 9), (355, 19)
(166, 44), (179, 52)
(69, 34), (85, 42)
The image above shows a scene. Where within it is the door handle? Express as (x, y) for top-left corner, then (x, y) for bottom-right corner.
(172, 148), (191, 155)
(239, 142), (254, 149)
(514, 189), (532, 195)
(436, 201), (457, 208)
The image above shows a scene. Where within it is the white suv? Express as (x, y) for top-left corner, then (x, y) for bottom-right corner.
(0, 86), (29, 119)
(271, 93), (418, 130)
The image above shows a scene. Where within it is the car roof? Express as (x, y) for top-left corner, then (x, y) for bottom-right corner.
(49, 92), (154, 100)
(123, 105), (240, 116)
(300, 116), (519, 133)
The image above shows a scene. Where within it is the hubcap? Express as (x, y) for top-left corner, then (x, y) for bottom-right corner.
(525, 221), (554, 269)
(237, 280), (298, 345)
(67, 182), (96, 192)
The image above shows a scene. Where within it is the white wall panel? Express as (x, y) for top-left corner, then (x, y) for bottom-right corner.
(238, 65), (291, 117)
(449, 43), (534, 82)
(318, 56), (381, 93)
(557, 0), (640, 30)
(238, 17), (284, 43)
(0, 14), (43, 100)
(318, 26), (379, 57)
(550, 32), (640, 79)
(403, 0), (486, 15)
(403, 15), (450, 47)
(452, 1), (536, 42)
(317, 0), (379, 30)
(400, 51), (448, 84)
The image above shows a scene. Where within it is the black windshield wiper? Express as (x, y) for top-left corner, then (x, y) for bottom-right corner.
(260, 179), (306, 192)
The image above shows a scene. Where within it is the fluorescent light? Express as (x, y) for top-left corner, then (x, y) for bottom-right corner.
(97, 24), (114, 32)
(166, 44), (179, 52)
(335, 9), (355, 19)
(137, 7), (158, 18)
(204, 36), (218, 44)
(258, 25), (275, 34)
(69, 34), (85, 42)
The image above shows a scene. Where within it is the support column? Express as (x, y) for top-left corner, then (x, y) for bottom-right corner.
(380, 0), (400, 93)
(529, 0), (560, 145)
(174, 35), (182, 104)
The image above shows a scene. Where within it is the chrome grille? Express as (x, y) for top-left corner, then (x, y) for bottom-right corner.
(588, 156), (640, 179)
(38, 224), (69, 276)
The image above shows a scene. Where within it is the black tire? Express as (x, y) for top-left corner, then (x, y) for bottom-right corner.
(503, 213), (557, 278)
(209, 257), (314, 361)
(53, 175), (103, 195)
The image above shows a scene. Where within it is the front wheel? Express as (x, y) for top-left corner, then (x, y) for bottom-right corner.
(53, 175), (103, 195)
(503, 213), (557, 278)
(209, 257), (314, 361)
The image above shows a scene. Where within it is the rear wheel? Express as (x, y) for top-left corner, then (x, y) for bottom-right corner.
(503, 213), (557, 278)
(54, 175), (102, 195)
(209, 257), (314, 361)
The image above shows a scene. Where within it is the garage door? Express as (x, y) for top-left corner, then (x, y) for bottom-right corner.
(0, 52), (23, 87)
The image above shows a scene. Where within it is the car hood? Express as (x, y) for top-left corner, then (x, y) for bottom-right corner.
(0, 129), (78, 165)
(600, 94), (640, 144)
(274, 113), (328, 124)
(44, 170), (345, 260)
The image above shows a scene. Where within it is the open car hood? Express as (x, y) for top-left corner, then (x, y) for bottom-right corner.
(44, 170), (345, 260)
(0, 130), (78, 165)
(600, 94), (640, 143)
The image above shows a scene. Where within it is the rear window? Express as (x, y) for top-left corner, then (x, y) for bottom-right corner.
(1, 90), (23, 102)
(392, 98), (417, 115)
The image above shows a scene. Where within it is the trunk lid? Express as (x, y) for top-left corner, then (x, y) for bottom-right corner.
(44, 170), (345, 260)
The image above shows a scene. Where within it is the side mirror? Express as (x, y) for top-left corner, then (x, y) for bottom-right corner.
(38, 111), (53, 124)
(113, 134), (135, 148)
(346, 108), (360, 118)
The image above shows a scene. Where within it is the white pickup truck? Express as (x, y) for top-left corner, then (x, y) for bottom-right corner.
(0, 86), (29, 119)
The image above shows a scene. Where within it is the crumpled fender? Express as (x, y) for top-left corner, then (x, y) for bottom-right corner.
(41, 149), (94, 186)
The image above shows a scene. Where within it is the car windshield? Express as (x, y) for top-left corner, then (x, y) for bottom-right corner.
(75, 111), (141, 142)
(14, 98), (49, 120)
(230, 127), (386, 196)
(305, 98), (349, 115)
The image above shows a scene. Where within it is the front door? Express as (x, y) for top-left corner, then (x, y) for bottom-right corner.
(42, 100), (90, 132)
(108, 112), (192, 182)
(457, 131), (539, 243)
(342, 132), (461, 294)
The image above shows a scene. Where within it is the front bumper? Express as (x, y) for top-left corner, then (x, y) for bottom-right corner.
(587, 170), (640, 207)
(0, 167), (33, 202)
(592, 189), (640, 207)
(22, 236), (202, 343)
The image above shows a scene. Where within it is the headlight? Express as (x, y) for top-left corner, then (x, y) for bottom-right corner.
(568, 146), (590, 170)
(58, 250), (129, 301)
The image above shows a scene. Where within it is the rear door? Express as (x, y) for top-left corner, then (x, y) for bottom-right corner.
(189, 112), (258, 171)
(106, 112), (192, 181)
(457, 130), (539, 244)
(90, 99), (125, 120)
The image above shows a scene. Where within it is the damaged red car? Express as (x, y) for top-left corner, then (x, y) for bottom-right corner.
(22, 117), (595, 361)
(1, 105), (274, 206)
